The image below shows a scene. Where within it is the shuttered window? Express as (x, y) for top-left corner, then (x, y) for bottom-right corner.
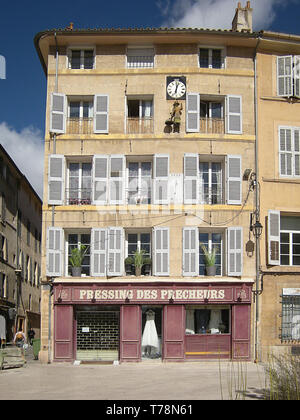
(50, 93), (66, 134)
(226, 155), (242, 205)
(153, 227), (169, 276)
(183, 227), (198, 276)
(226, 95), (242, 134)
(94, 95), (109, 133)
(279, 127), (300, 177)
(93, 155), (108, 205)
(90, 228), (107, 276)
(184, 154), (198, 204)
(46, 227), (63, 277)
(153, 155), (169, 204)
(110, 155), (125, 205)
(277, 55), (300, 98)
(227, 227), (243, 276)
(126, 48), (154, 68)
(186, 93), (200, 133)
(107, 227), (123, 276)
(48, 155), (65, 205)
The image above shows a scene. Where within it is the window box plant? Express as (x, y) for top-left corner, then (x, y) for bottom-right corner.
(124, 256), (134, 275)
(69, 245), (87, 277)
(201, 244), (217, 276)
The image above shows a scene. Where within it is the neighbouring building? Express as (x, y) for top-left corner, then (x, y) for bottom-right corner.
(256, 32), (300, 361)
(0, 144), (42, 344)
(35, 2), (260, 364)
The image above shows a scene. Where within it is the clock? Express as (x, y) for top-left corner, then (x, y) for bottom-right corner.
(166, 76), (186, 100)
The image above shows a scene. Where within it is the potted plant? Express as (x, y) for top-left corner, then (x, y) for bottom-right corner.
(124, 256), (134, 275)
(69, 245), (87, 277)
(201, 244), (217, 276)
(143, 256), (152, 275)
(133, 249), (146, 276)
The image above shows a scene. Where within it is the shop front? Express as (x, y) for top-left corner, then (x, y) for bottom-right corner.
(53, 282), (253, 363)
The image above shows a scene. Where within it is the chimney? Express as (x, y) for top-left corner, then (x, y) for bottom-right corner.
(232, 1), (253, 32)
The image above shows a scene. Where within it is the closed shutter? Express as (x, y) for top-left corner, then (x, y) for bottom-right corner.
(50, 93), (66, 134)
(93, 155), (108, 205)
(184, 154), (198, 204)
(268, 210), (280, 265)
(48, 155), (65, 205)
(182, 227), (198, 276)
(294, 129), (300, 176)
(227, 227), (243, 276)
(94, 95), (109, 133)
(226, 95), (242, 134)
(294, 56), (300, 98)
(277, 56), (293, 97)
(46, 227), (63, 277)
(91, 228), (107, 276)
(153, 227), (169, 276)
(226, 155), (242, 205)
(186, 93), (200, 133)
(110, 155), (125, 205)
(107, 227), (123, 276)
(153, 154), (169, 204)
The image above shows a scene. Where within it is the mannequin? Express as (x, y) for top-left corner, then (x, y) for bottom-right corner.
(208, 309), (222, 332)
(142, 309), (159, 356)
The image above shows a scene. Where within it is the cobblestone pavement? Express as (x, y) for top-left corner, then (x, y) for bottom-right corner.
(0, 349), (268, 401)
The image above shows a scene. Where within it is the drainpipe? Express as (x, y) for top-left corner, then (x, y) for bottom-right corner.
(254, 35), (262, 363)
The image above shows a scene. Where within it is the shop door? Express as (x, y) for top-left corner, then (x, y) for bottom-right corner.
(76, 311), (119, 361)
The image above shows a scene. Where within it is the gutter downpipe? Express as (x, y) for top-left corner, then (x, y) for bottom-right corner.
(254, 34), (262, 363)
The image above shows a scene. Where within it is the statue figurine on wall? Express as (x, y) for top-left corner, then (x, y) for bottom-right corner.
(165, 101), (183, 133)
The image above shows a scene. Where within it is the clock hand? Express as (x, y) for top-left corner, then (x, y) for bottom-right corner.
(175, 81), (179, 93)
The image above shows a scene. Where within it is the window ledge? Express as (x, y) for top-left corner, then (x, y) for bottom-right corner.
(52, 276), (254, 284)
(263, 177), (300, 184)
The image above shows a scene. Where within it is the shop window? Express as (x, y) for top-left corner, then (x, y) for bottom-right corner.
(141, 306), (162, 359)
(186, 306), (230, 335)
(67, 233), (91, 276)
(281, 291), (300, 341)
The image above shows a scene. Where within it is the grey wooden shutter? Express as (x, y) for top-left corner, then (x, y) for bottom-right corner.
(50, 93), (66, 134)
(91, 228), (107, 276)
(48, 155), (65, 205)
(184, 154), (198, 204)
(46, 227), (63, 277)
(268, 210), (280, 265)
(183, 227), (198, 276)
(93, 155), (108, 205)
(94, 94), (109, 133)
(227, 227), (243, 276)
(153, 154), (169, 204)
(186, 93), (200, 133)
(153, 227), (169, 276)
(109, 155), (125, 204)
(226, 155), (242, 205)
(226, 95), (242, 134)
(107, 227), (123, 276)
(277, 56), (293, 97)
(294, 56), (300, 98)
(279, 128), (293, 176)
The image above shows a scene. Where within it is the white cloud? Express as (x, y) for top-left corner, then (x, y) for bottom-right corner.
(157, 0), (286, 30)
(0, 122), (44, 199)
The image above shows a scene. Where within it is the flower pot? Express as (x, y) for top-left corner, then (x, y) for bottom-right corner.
(125, 264), (134, 275)
(206, 265), (216, 276)
(71, 266), (82, 277)
(143, 264), (151, 276)
(135, 266), (142, 277)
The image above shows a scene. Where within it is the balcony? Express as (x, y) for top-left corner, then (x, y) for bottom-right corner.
(200, 117), (225, 134)
(126, 117), (154, 134)
(66, 188), (92, 205)
(67, 118), (93, 135)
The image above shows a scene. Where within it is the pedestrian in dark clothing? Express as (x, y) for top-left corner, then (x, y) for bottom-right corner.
(28, 328), (35, 345)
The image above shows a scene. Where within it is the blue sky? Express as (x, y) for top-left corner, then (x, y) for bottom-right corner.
(0, 0), (300, 197)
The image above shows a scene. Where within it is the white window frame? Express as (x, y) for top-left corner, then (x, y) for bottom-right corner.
(279, 126), (300, 178)
(126, 46), (155, 69)
(65, 231), (91, 277)
(67, 46), (96, 70)
(126, 158), (153, 204)
(125, 230), (151, 258)
(67, 160), (92, 205)
(68, 98), (94, 119)
(277, 55), (300, 98)
(125, 95), (154, 134)
(199, 230), (224, 276)
(198, 46), (226, 69)
(199, 158), (224, 205)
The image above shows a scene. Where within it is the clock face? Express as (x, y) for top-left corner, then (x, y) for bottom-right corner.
(166, 77), (186, 100)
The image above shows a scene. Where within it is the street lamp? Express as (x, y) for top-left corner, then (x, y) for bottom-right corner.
(252, 220), (263, 239)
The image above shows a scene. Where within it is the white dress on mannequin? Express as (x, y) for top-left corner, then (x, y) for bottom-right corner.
(208, 309), (222, 332)
(142, 310), (159, 351)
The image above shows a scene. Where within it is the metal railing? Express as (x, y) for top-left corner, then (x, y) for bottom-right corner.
(126, 117), (154, 134)
(67, 118), (93, 134)
(66, 189), (92, 205)
(199, 117), (225, 134)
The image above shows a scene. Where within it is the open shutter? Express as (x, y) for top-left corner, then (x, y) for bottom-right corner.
(91, 228), (107, 276)
(183, 227), (198, 276)
(107, 227), (123, 276)
(226, 95), (242, 134)
(50, 93), (66, 134)
(226, 155), (242, 205)
(186, 93), (200, 133)
(268, 210), (280, 265)
(46, 227), (63, 277)
(153, 227), (169, 276)
(94, 94), (109, 133)
(153, 154), (169, 204)
(110, 155), (125, 205)
(184, 154), (198, 204)
(48, 155), (65, 205)
(294, 56), (300, 98)
(93, 155), (108, 205)
(227, 227), (243, 277)
(277, 56), (293, 97)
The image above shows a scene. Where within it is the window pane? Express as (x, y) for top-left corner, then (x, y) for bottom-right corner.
(82, 102), (90, 118)
(212, 49), (222, 68)
(211, 103), (222, 118)
(128, 234), (138, 243)
(84, 50), (94, 69)
(69, 102), (80, 118)
(199, 49), (209, 68)
(71, 51), (80, 69)
(200, 102), (208, 117)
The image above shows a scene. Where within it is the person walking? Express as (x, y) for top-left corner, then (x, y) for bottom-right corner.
(28, 328), (35, 346)
(13, 330), (26, 360)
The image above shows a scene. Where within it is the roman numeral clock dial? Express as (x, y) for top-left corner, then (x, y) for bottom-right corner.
(166, 76), (186, 100)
